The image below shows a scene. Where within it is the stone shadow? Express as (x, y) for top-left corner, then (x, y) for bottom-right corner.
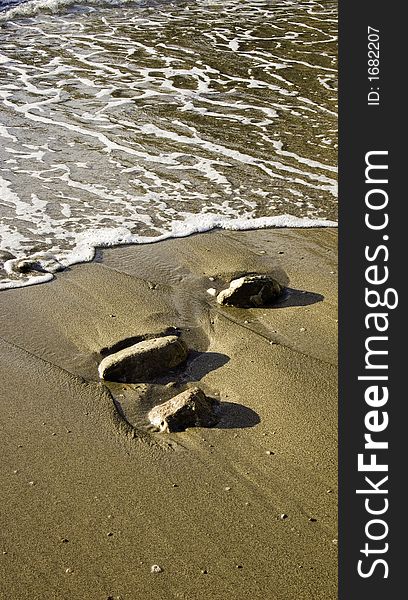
(215, 401), (260, 429)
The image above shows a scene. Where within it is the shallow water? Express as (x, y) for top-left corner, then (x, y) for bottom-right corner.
(0, 0), (337, 288)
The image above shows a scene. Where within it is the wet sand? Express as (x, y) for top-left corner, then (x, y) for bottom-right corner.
(0, 228), (337, 600)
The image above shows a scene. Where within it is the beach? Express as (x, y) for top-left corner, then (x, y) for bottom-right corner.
(0, 227), (337, 600)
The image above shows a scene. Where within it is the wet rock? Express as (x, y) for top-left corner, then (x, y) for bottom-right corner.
(6, 254), (64, 275)
(217, 274), (283, 308)
(148, 387), (220, 433)
(98, 335), (188, 382)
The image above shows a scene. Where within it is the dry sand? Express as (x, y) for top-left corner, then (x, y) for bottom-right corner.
(0, 228), (337, 600)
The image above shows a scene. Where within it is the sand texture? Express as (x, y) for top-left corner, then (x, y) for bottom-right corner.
(0, 228), (337, 600)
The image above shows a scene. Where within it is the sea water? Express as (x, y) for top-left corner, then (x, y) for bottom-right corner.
(0, 0), (337, 288)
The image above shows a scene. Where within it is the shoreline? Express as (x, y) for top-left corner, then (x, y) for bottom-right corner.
(0, 227), (337, 599)
(0, 216), (337, 291)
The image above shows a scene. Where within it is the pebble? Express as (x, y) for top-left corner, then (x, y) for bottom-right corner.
(17, 444), (23, 448)
(65, 567), (73, 574)
(224, 487), (231, 492)
(150, 564), (163, 574)
(300, 327), (306, 332)
(13, 470), (18, 474)
(280, 514), (288, 520)
(28, 481), (35, 486)
(266, 450), (275, 456)
(172, 483), (178, 488)
(327, 489), (333, 494)
(61, 538), (69, 544)
(332, 539), (338, 545)
(209, 276), (215, 281)
(107, 532), (114, 537)
(308, 518), (317, 523)
(236, 564), (243, 569)
(201, 569), (208, 575)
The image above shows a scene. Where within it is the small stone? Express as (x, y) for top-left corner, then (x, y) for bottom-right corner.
(61, 538), (69, 543)
(52, 432), (56, 436)
(109, 314), (116, 318)
(13, 470), (18, 474)
(2, 551), (7, 555)
(236, 564), (243, 569)
(150, 564), (163, 574)
(280, 513), (288, 520)
(17, 444), (22, 448)
(99, 335), (188, 383)
(28, 481), (35, 486)
(327, 489), (333, 494)
(308, 517), (317, 523)
(148, 387), (219, 433)
(172, 483), (178, 488)
(209, 276), (215, 281)
(216, 274), (283, 308)
(201, 569), (208, 574)
(107, 532), (114, 537)
(207, 287), (217, 297)
(266, 450), (275, 455)
(332, 538), (338, 544)
(65, 567), (73, 574)
(300, 327), (306, 332)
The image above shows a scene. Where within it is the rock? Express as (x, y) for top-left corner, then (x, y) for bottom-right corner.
(5, 254), (64, 275)
(148, 387), (220, 433)
(98, 335), (188, 382)
(217, 274), (283, 308)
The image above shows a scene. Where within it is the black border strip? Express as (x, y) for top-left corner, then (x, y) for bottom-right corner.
(339, 1), (406, 597)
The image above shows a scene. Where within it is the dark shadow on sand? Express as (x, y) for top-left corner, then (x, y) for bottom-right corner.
(215, 401), (260, 429)
(270, 287), (324, 308)
(180, 350), (230, 381)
